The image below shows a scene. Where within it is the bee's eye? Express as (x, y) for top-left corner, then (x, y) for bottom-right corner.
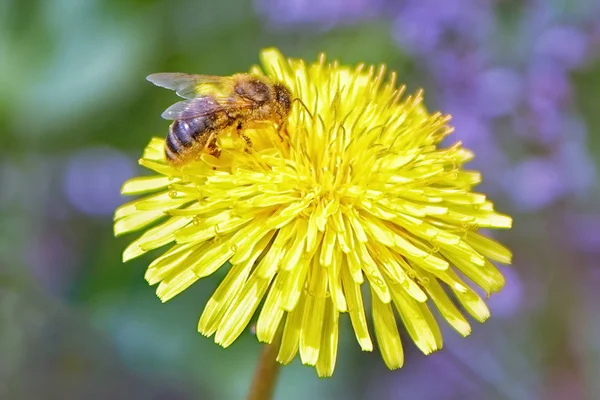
(235, 86), (247, 97)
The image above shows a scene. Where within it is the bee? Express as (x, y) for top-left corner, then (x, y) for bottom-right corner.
(146, 72), (293, 164)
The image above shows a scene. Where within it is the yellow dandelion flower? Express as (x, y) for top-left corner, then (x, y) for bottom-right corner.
(114, 48), (512, 377)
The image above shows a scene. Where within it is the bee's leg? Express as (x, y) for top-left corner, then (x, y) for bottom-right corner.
(236, 122), (252, 152)
(206, 134), (221, 158)
(277, 122), (290, 143)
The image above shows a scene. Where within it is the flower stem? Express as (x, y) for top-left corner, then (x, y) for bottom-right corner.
(247, 340), (282, 400)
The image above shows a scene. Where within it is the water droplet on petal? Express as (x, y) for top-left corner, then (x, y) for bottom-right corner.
(371, 276), (385, 288)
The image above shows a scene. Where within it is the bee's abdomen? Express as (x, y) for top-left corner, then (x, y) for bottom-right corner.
(165, 115), (229, 162)
(169, 119), (199, 148)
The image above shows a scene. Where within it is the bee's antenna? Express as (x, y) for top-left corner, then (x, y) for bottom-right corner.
(292, 98), (314, 121)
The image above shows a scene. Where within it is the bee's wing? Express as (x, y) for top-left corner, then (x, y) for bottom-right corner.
(147, 73), (234, 99)
(161, 97), (221, 120)
(160, 96), (254, 120)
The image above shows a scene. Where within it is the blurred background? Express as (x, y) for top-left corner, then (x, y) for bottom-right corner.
(1, 0), (600, 399)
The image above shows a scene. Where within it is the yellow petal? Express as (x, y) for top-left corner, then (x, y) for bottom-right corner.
(256, 273), (286, 343)
(315, 298), (339, 377)
(372, 289), (403, 369)
(277, 296), (305, 365)
(375, 246), (427, 302)
(281, 257), (310, 311)
(121, 175), (175, 195)
(145, 242), (202, 285)
(156, 269), (198, 302)
(191, 238), (235, 278)
(123, 215), (194, 261)
(327, 245), (347, 312)
(441, 250), (505, 294)
(341, 266), (372, 351)
(215, 273), (272, 347)
(299, 259), (327, 366)
(198, 260), (254, 336)
(142, 137), (167, 160)
(463, 231), (513, 264)
(260, 47), (292, 83)
(255, 223), (295, 278)
(422, 273), (471, 336)
(451, 284), (491, 323)
(390, 283), (442, 355)
(114, 209), (166, 237)
(354, 239), (390, 303)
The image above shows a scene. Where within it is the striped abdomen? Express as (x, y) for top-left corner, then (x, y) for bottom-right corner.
(165, 114), (231, 163)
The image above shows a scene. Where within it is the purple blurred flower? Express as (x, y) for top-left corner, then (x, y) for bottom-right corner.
(526, 61), (571, 114)
(432, 50), (484, 95)
(519, 61), (572, 146)
(63, 147), (135, 217)
(255, 0), (383, 28)
(535, 26), (589, 70)
(448, 112), (492, 147)
(393, 0), (494, 54)
(476, 68), (523, 118)
(487, 267), (524, 318)
(556, 117), (596, 196)
(566, 213), (600, 255)
(506, 116), (595, 211)
(367, 352), (479, 399)
(504, 158), (565, 211)
(392, 4), (444, 54)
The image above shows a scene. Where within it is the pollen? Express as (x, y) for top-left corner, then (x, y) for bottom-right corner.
(114, 48), (512, 377)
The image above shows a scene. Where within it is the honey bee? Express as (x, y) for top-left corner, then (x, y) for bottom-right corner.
(146, 72), (293, 164)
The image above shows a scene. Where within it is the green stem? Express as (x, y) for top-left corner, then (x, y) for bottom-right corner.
(247, 340), (282, 400)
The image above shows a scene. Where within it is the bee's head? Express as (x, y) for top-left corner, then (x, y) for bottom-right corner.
(273, 82), (292, 119)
